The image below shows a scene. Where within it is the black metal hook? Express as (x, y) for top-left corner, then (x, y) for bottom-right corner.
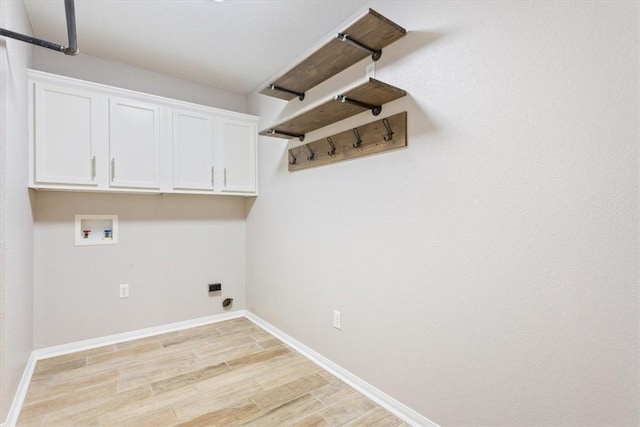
(306, 144), (315, 161)
(352, 128), (362, 148)
(327, 137), (336, 156)
(383, 118), (394, 141)
(288, 149), (297, 165)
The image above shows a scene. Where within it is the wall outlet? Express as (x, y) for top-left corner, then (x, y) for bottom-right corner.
(119, 283), (129, 298)
(333, 310), (341, 330)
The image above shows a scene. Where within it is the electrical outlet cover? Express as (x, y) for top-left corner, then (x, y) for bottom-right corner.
(333, 310), (341, 329)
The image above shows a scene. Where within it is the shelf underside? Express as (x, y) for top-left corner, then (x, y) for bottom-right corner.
(260, 9), (406, 101)
(260, 78), (406, 140)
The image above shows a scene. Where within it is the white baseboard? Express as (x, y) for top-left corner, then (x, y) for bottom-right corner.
(3, 310), (436, 427)
(1, 352), (36, 427)
(244, 312), (438, 427)
(32, 310), (245, 360)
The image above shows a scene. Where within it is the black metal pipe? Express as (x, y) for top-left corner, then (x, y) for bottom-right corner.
(0, 28), (65, 52)
(0, 0), (78, 55)
(64, 0), (78, 55)
(335, 95), (382, 116)
(267, 129), (305, 142)
(267, 84), (304, 101)
(336, 33), (381, 61)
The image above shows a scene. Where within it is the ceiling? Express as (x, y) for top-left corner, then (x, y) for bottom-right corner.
(21, 0), (368, 95)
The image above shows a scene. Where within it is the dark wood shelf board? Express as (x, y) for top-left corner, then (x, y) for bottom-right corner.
(260, 78), (406, 140)
(260, 9), (406, 101)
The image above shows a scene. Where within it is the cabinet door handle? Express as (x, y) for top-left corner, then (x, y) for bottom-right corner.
(211, 166), (215, 187)
(91, 156), (96, 180)
(224, 168), (227, 187)
(111, 158), (115, 181)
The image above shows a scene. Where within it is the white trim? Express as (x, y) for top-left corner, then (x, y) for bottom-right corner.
(1, 353), (37, 427)
(0, 14), (8, 427)
(27, 185), (258, 197)
(32, 310), (246, 360)
(244, 312), (439, 427)
(3, 310), (437, 427)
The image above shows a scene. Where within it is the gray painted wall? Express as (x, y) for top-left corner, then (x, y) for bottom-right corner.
(0, 0), (34, 420)
(33, 192), (246, 348)
(246, 1), (640, 425)
(34, 49), (246, 113)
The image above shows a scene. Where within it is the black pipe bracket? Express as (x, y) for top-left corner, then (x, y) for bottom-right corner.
(267, 129), (305, 142)
(0, 0), (78, 55)
(267, 84), (305, 101)
(335, 94), (382, 116)
(336, 33), (381, 61)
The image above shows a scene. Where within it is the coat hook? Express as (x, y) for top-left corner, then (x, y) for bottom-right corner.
(288, 149), (297, 165)
(383, 118), (394, 141)
(327, 137), (336, 156)
(306, 144), (315, 161)
(352, 128), (362, 148)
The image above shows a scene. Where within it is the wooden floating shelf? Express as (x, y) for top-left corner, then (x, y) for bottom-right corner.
(287, 111), (407, 172)
(260, 9), (406, 101)
(260, 78), (406, 141)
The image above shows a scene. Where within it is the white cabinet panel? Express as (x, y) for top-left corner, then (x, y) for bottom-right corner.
(109, 98), (161, 189)
(220, 117), (257, 194)
(29, 71), (258, 196)
(34, 83), (101, 186)
(172, 108), (215, 191)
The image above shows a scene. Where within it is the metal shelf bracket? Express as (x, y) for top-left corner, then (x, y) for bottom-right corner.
(0, 0), (78, 55)
(266, 84), (305, 101)
(336, 33), (382, 61)
(335, 94), (382, 116)
(267, 129), (305, 142)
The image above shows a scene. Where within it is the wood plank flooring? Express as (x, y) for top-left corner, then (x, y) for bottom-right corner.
(17, 317), (407, 426)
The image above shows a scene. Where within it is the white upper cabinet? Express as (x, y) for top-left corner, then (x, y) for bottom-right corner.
(32, 82), (105, 186)
(219, 116), (257, 194)
(28, 70), (258, 196)
(172, 108), (215, 191)
(109, 97), (161, 189)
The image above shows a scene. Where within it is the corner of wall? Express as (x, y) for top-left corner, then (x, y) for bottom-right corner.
(0, 0), (36, 421)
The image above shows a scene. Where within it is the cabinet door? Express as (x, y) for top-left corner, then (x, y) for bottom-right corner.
(172, 108), (215, 191)
(109, 97), (161, 189)
(220, 117), (257, 194)
(33, 82), (100, 186)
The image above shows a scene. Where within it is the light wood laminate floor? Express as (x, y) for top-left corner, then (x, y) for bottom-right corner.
(18, 317), (407, 426)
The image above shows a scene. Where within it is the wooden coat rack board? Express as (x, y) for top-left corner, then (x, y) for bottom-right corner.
(287, 111), (407, 171)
